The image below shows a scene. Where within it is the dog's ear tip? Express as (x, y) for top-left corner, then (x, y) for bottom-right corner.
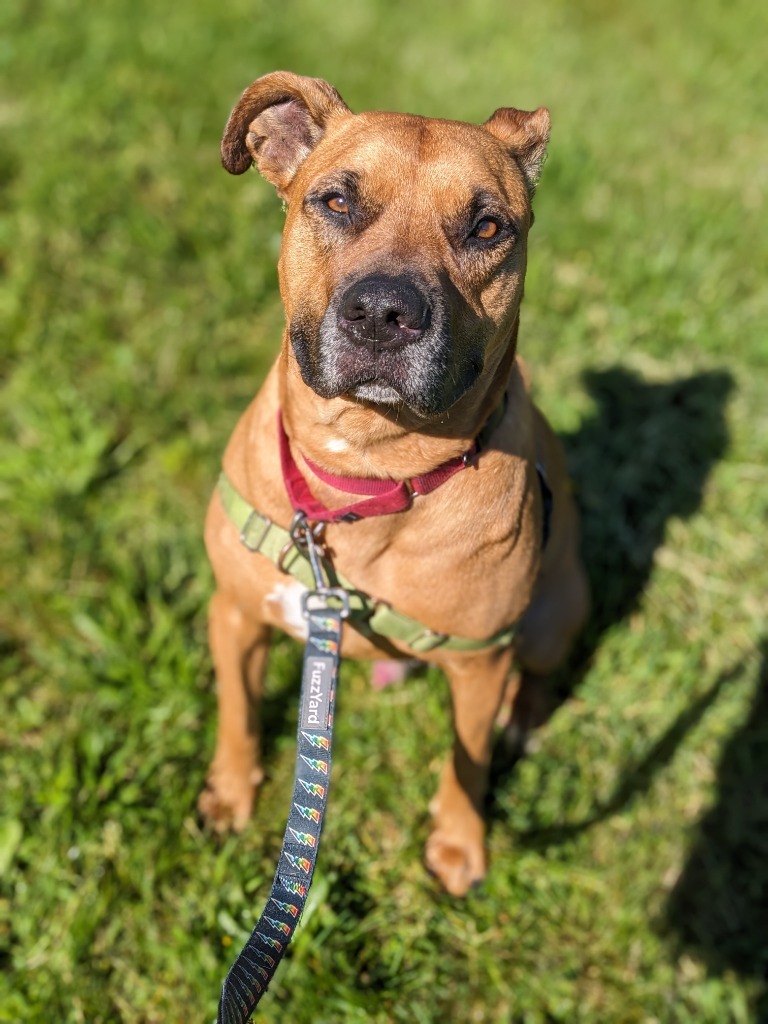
(486, 105), (551, 135)
(531, 106), (552, 135)
(484, 105), (551, 191)
(221, 145), (252, 175)
(220, 71), (349, 190)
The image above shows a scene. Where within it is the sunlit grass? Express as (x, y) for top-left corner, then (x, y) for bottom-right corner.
(1, 0), (766, 1020)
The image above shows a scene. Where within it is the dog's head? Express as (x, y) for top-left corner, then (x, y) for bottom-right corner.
(222, 72), (549, 419)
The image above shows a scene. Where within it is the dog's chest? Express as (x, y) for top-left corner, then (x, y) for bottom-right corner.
(262, 580), (309, 641)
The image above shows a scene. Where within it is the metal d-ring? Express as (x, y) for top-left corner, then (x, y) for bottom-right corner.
(276, 536), (297, 574)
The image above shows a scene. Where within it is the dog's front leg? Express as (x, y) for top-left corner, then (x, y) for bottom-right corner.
(198, 589), (271, 832)
(426, 645), (514, 896)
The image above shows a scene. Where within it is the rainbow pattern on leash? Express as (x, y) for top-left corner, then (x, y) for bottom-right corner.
(280, 877), (308, 898)
(309, 636), (338, 655)
(269, 898), (300, 918)
(300, 754), (328, 775)
(289, 827), (317, 848)
(232, 989), (251, 1016)
(298, 778), (325, 798)
(294, 802), (321, 823)
(302, 731), (331, 750)
(308, 614), (341, 635)
(285, 852), (312, 874)
(264, 916), (292, 937)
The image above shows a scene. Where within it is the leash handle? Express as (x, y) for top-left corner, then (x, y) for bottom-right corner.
(217, 591), (343, 1023)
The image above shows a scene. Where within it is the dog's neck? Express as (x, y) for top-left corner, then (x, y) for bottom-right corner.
(278, 320), (520, 481)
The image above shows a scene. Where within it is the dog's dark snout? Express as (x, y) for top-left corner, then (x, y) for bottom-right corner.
(339, 275), (431, 350)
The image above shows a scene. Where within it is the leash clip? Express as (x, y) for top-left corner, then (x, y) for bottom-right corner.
(302, 588), (350, 619)
(289, 512), (327, 586)
(289, 511), (351, 620)
(277, 512), (324, 574)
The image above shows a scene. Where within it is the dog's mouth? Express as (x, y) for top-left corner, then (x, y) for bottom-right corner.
(290, 273), (485, 417)
(290, 319), (483, 417)
(349, 381), (404, 406)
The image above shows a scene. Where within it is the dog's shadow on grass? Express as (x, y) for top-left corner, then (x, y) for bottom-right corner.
(486, 368), (768, 1008)
(490, 365), (734, 802)
(663, 639), (768, 1011)
(563, 365), (733, 658)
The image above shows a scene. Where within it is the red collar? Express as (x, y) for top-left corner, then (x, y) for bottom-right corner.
(277, 410), (479, 523)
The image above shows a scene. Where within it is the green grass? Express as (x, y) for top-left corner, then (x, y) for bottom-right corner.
(1, 0), (766, 1020)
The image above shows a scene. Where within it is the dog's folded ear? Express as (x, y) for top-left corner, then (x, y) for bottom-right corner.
(483, 107), (551, 192)
(221, 71), (351, 194)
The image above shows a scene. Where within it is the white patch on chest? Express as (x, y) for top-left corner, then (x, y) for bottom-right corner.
(264, 580), (309, 640)
(325, 437), (348, 453)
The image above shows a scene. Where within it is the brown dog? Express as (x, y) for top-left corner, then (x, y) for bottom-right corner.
(199, 72), (589, 896)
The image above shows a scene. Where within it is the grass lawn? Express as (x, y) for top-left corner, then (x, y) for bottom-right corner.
(1, 0), (766, 1020)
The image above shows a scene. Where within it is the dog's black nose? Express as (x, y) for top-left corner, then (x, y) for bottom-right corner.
(338, 275), (431, 350)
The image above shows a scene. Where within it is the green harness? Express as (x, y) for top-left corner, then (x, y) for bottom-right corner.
(217, 472), (517, 654)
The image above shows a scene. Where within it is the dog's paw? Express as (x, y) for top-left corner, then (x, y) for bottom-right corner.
(424, 828), (486, 897)
(198, 765), (264, 833)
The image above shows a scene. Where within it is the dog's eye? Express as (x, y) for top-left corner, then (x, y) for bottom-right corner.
(472, 218), (500, 240)
(326, 195), (349, 215)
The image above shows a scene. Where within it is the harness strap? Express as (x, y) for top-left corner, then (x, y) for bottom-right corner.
(218, 472), (517, 654)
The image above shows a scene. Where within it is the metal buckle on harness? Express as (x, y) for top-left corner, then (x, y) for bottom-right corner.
(413, 628), (448, 653)
(240, 511), (272, 552)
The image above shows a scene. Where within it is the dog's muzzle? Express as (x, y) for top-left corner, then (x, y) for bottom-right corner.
(291, 271), (484, 416)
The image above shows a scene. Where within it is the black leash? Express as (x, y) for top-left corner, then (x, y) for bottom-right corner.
(217, 513), (349, 1023)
